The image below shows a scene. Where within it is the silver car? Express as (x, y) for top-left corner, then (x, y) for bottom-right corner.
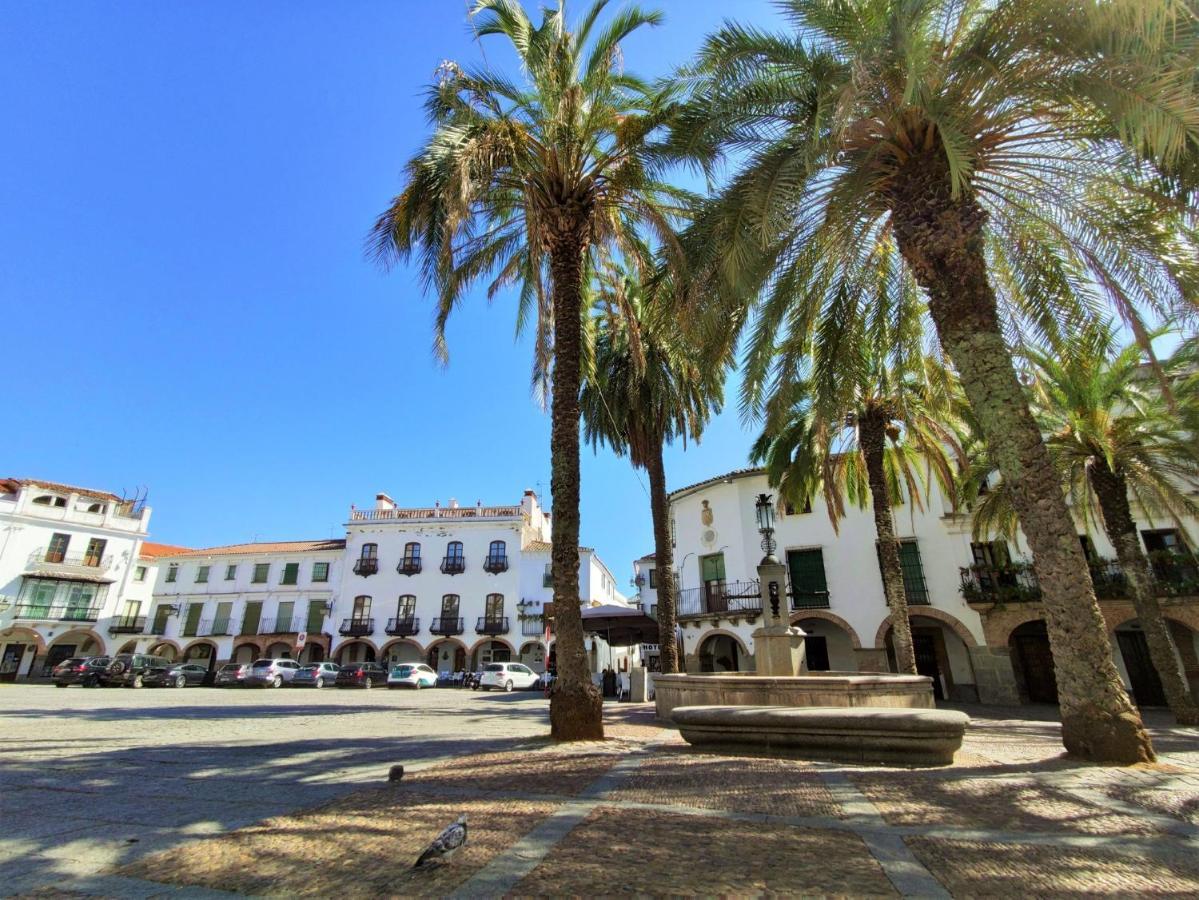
(244, 658), (301, 688)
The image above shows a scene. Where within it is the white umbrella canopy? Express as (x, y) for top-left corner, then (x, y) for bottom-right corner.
(580, 604), (659, 647)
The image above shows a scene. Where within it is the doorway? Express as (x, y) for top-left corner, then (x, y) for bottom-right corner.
(805, 635), (830, 671)
(1117, 630), (1167, 707)
(0, 644), (27, 682)
(1010, 620), (1058, 704)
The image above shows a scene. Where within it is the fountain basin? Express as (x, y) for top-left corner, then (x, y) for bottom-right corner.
(654, 671), (934, 720)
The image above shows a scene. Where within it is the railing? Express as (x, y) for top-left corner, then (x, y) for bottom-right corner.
(441, 556), (466, 575)
(521, 617), (547, 637)
(26, 549), (113, 573)
(678, 580), (763, 618)
(476, 616), (509, 636)
(353, 558), (379, 576)
(397, 558), (422, 575)
(1148, 551), (1199, 596)
(183, 618), (211, 638)
(385, 616), (420, 636)
(258, 616), (303, 634)
(430, 616), (464, 636)
(350, 505), (523, 522)
(339, 617), (375, 636)
(207, 619), (233, 637)
(959, 562), (1042, 604)
(14, 604), (103, 622)
(482, 554), (509, 574)
(790, 590), (832, 609)
(108, 615), (146, 634)
(149, 618), (169, 635)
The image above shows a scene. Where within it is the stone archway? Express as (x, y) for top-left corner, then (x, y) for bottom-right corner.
(518, 640), (546, 672)
(795, 617), (860, 671)
(380, 639), (423, 667)
(698, 630), (749, 672)
(877, 612), (978, 702)
(469, 638), (514, 670)
(0, 628), (47, 682)
(182, 640), (219, 672)
(426, 639), (466, 673)
(44, 629), (107, 676)
(334, 640), (378, 665)
(790, 610), (862, 648)
(147, 639), (181, 661)
(873, 607), (979, 650)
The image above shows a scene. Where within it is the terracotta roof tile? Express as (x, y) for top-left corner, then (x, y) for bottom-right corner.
(1, 477), (124, 503)
(140, 542), (193, 558)
(668, 467), (765, 500)
(172, 539), (347, 558)
(523, 540), (594, 553)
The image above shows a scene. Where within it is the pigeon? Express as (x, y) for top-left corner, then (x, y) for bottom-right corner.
(413, 815), (467, 868)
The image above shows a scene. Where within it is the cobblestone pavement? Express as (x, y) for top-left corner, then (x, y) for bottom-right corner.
(0, 682), (551, 895)
(6, 686), (1199, 897)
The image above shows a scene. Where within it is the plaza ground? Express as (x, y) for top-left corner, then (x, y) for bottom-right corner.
(2, 685), (1198, 896)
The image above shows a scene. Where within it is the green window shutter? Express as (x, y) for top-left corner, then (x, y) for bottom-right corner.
(898, 541), (929, 603)
(701, 554), (726, 582)
(306, 601), (325, 633)
(282, 562), (299, 585)
(788, 549), (828, 596)
(241, 602), (262, 635)
(183, 603), (203, 637)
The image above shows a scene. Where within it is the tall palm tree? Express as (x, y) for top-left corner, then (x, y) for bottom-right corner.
(370, 0), (683, 740)
(750, 312), (964, 679)
(579, 267), (724, 674)
(665, 0), (1199, 762)
(968, 326), (1199, 724)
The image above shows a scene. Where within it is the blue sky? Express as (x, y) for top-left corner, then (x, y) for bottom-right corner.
(1, 0), (780, 588)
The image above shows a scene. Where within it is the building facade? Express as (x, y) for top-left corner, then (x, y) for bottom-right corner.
(0, 479), (152, 680)
(635, 467), (1199, 708)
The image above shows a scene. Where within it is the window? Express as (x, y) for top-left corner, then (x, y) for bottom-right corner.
(276, 600), (295, 630)
(648, 568), (657, 589)
(399, 542), (422, 574)
(33, 494), (66, 508)
(312, 561), (329, 583)
(225, 564), (237, 581)
(700, 553), (727, 612)
(787, 548), (829, 608)
(166, 563), (179, 583)
(397, 595), (416, 620)
(783, 498), (813, 515)
(543, 563), (553, 587)
(252, 563), (270, 583)
(151, 605), (171, 635)
(441, 594), (460, 618)
(305, 599), (325, 633)
(1078, 534), (1098, 564)
(1142, 529), (1197, 584)
(86, 502), (104, 513)
(361, 543), (378, 560)
(83, 538), (106, 567)
(281, 562), (299, 585)
(442, 541), (465, 574)
(352, 595), (372, 620)
(897, 540), (929, 604)
(484, 540), (508, 573)
(212, 602), (233, 635)
(355, 543), (379, 576)
(182, 602), (203, 637)
(195, 565), (210, 584)
(134, 565), (147, 582)
(485, 593), (504, 620)
(121, 599), (140, 620)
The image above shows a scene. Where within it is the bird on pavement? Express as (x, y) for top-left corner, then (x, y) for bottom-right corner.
(413, 814), (467, 868)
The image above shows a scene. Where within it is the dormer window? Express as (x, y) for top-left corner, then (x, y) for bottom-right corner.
(483, 540), (508, 574)
(398, 542), (422, 575)
(354, 543), (379, 577)
(441, 541), (465, 575)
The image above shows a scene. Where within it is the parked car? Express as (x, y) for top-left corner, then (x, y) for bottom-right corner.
(215, 662), (250, 686)
(244, 658), (302, 688)
(387, 663), (438, 690)
(478, 662), (540, 692)
(104, 653), (173, 688)
(291, 662), (341, 688)
(144, 662), (209, 688)
(335, 662), (388, 688)
(51, 656), (110, 688)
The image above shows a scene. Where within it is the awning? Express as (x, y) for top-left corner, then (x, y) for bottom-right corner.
(581, 604), (659, 647)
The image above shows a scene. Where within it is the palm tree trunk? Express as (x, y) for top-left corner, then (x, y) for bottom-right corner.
(1089, 460), (1199, 725)
(891, 156), (1153, 763)
(546, 232), (604, 741)
(859, 411), (918, 676)
(645, 438), (679, 673)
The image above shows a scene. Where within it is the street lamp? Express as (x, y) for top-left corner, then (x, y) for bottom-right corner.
(755, 493), (778, 564)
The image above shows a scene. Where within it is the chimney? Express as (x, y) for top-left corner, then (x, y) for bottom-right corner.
(449, 498), (459, 509)
(375, 493), (396, 511)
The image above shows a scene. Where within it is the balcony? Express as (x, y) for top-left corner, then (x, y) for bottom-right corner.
(385, 616), (420, 636)
(258, 617), (302, 635)
(14, 604), (103, 622)
(521, 617), (547, 637)
(476, 616), (509, 636)
(397, 557), (422, 576)
(960, 562), (1042, 604)
(678, 580), (764, 619)
(430, 617), (464, 636)
(790, 590), (832, 610)
(543, 571), (553, 588)
(182, 618), (211, 638)
(441, 556), (466, 575)
(339, 617), (375, 637)
(962, 554), (1199, 604)
(207, 619), (233, 637)
(108, 615), (146, 635)
(26, 549), (113, 576)
(353, 558), (379, 577)
(482, 554), (509, 574)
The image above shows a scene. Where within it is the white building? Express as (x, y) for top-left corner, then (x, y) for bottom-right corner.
(144, 540), (347, 670)
(336, 490), (631, 675)
(636, 467), (1199, 708)
(0, 478), (151, 680)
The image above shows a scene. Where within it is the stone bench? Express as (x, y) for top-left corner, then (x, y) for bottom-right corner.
(672, 705), (970, 766)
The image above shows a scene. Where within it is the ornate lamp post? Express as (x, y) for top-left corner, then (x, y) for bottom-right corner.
(755, 493), (778, 564)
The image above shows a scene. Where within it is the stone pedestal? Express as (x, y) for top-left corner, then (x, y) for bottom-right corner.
(752, 559), (806, 677)
(629, 666), (649, 703)
(968, 645), (1021, 705)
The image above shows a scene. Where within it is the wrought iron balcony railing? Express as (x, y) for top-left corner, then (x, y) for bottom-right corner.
(258, 616), (303, 635)
(430, 616), (464, 636)
(15, 604), (103, 622)
(482, 554), (509, 574)
(790, 590), (832, 610)
(397, 557), (422, 575)
(385, 616), (420, 636)
(440, 556), (466, 575)
(521, 617), (547, 637)
(108, 616), (146, 634)
(678, 580), (764, 618)
(353, 558), (379, 577)
(476, 616), (509, 636)
(339, 617), (375, 636)
(27, 548), (113, 573)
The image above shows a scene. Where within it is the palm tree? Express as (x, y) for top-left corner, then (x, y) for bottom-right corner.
(370, 0), (683, 740)
(665, 0), (1199, 762)
(750, 316), (964, 679)
(968, 326), (1199, 724)
(579, 267), (724, 674)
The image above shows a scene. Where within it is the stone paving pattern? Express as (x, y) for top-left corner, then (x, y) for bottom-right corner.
(3, 686), (1199, 896)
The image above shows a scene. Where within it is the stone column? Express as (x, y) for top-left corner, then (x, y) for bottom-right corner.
(968, 645), (1021, 706)
(751, 559), (806, 676)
